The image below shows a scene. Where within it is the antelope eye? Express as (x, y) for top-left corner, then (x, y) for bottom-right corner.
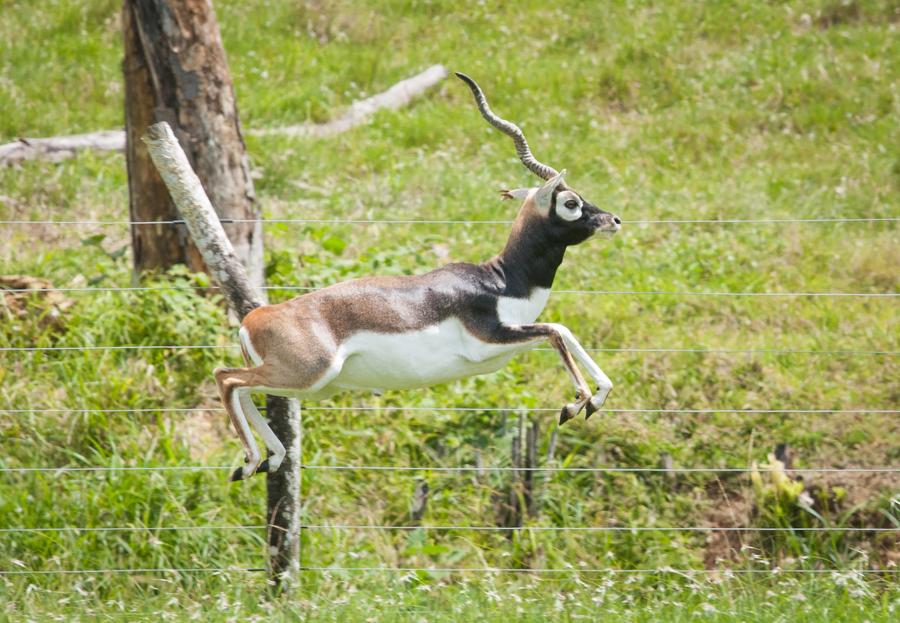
(564, 200), (578, 209)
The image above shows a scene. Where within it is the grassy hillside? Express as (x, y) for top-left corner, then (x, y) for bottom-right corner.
(1, 0), (898, 620)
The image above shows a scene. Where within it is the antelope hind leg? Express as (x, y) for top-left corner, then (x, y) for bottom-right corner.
(239, 389), (286, 474)
(214, 368), (264, 482)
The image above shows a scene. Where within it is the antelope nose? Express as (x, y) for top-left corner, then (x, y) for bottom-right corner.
(613, 216), (621, 225)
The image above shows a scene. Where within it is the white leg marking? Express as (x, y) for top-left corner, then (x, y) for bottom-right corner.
(239, 389), (285, 473)
(231, 391), (262, 479)
(548, 323), (614, 409)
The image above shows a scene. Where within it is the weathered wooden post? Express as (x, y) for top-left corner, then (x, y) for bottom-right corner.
(123, 0), (264, 286)
(142, 121), (301, 589)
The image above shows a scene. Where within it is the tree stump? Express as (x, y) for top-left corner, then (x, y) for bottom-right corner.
(123, 0), (263, 289)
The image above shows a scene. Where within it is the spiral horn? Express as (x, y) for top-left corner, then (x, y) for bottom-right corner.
(455, 72), (559, 181)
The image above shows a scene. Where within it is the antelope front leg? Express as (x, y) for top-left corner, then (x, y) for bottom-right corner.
(545, 329), (594, 425)
(546, 323), (614, 419)
(492, 324), (594, 425)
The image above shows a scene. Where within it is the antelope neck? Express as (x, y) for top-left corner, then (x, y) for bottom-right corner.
(488, 218), (567, 299)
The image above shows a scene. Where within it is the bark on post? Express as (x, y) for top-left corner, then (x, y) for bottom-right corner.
(142, 122), (300, 589)
(123, 0), (263, 290)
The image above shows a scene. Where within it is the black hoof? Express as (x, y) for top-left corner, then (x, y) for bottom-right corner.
(230, 466), (245, 482)
(585, 401), (598, 420)
(257, 459), (269, 474)
(559, 406), (573, 426)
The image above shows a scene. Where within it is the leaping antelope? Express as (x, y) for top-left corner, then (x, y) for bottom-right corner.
(215, 72), (622, 481)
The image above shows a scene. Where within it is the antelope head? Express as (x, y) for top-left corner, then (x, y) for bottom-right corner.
(456, 72), (621, 246)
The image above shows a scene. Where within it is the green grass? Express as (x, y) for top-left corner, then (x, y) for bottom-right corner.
(1, 0), (899, 620)
(5, 573), (899, 622)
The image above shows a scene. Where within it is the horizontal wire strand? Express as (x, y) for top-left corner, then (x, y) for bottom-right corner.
(2, 284), (897, 297)
(295, 567), (897, 574)
(0, 525), (266, 534)
(0, 407), (896, 415)
(300, 466), (900, 474)
(2, 524), (896, 534)
(0, 567), (265, 576)
(0, 407), (896, 416)
(0, 466), (233, 473)
(1, 216), (898, 226)
(301, 524), (900, 532)
(1, 465), (896, 475)
(0, 566), (893, 576)
(2, 343), (896, 356)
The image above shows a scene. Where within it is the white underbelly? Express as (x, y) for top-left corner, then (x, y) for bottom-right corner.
(330, 318), (533, 391)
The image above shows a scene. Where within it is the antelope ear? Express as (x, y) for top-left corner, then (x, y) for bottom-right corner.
(533, 170), (566, 214)
(499, 188), (533, 201)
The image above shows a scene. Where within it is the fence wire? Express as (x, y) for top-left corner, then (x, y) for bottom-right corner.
(1, 216), (898, 226)
(2, 407), (897, 415)
(2, 524), (897, 534)
(0, 566), (894, 576)
(0, 405), (900, 415)
(2, 465), (897, 475)
(0, 525), (267, 534)
(296, 567), (898, 574)
(2, 343), (897, 356)
(0, 567), (266, 576)
(3, 284), (898, 297)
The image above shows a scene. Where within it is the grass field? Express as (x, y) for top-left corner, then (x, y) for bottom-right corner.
(1, 0), (898, 620)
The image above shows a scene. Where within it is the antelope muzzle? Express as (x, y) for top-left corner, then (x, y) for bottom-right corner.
(587, 204), (621, 235)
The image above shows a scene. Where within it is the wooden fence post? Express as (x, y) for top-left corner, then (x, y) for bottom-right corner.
(142, 121), (301, 589)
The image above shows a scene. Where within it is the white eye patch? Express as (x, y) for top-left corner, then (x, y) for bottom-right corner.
(554, 191), (583, 221)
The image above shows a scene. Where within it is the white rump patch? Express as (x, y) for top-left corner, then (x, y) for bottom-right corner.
(239, 326), (263, 366)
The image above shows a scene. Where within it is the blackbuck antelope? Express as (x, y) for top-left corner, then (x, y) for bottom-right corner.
(215, 72), (621, 481)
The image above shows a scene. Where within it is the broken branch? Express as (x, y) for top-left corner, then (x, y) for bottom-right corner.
(1, 64), (448, 165)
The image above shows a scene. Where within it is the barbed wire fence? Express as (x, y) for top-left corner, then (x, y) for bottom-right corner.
(3, 286), (898, 578)
(1, 138), (898, 582)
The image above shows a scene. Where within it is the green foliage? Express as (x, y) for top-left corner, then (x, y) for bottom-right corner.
(749, 454), (899, 566)
(1, 0), (898, 618)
